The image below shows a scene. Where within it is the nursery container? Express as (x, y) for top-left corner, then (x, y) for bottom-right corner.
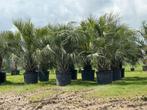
(96, 70), (112, 84)
(56, 71), (71, 86)
(0, 71), (6, 84)
(143, 65), (147, 71)
(112, 68), (121, 81)
(70, 69), (77, 80)
(24, 71), (38, 84)
(121, 68), (125, 78)
(38, 70), (49, 82)
(81, 69), (95, 81)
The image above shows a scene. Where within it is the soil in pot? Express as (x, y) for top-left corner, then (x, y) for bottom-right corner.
(121, 68), (125, 78)
(38, 70), (49, 82)
(96, 70), (112, 84)
(143, 65), (147, 71)
(81, 69), (95, 81)
(24, 71), (38, 84)
(11, 70), (20, 75)
(112, 68), (122, 81)
(0, 71), (6, 84)
(56, 71), (71, 86)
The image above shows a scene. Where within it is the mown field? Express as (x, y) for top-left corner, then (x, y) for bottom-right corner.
(0, 65), (147, 110)
(0, 65), (147, 98)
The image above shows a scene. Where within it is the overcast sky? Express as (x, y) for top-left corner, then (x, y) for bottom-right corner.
(0, 0), (147, 31)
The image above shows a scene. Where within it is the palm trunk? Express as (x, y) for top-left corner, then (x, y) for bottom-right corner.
(83, 60), (92, 70)
(119, 61), (123, 69)
(11, 60), (17, 71)
(14, 61), (17, 70)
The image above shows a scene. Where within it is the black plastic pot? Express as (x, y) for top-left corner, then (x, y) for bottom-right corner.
(24, 71), (38, 84)
(121, 68), (125, 78)
(112, 68), (121, 81)
(56, 71), (71, 86)
(143, 66), (147, 71)
(38, 70), (49, 82)
(11, 70), (20, 75)
(130, 68), (135, 71)
(71, 70), (77, 80)
(0, 71), (6, 84)
(81, 69), (95, 81)
(96, 70), (112, 84)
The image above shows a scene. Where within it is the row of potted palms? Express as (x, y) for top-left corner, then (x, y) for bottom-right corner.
(0, 13), (143, 85)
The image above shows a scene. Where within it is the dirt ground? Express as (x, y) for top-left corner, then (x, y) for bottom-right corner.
(0, 88), (147, 110)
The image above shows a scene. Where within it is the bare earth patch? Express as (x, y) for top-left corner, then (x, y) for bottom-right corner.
(0, 88), (147, 110)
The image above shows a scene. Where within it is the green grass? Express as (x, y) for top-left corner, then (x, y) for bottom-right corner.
(0, 65), (147, 100)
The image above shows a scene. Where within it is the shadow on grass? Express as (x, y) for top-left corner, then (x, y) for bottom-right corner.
(113, 77), (147, 85)
(1, 81), (25, 86)
(71, 79), (97, 86)
(125, 70), (144, 72)
(1, 76), (147, 87)
(0, 79), (57, 86)
(1, 79), (98, 87)
(43, 79), (97, 87)
(71, 76), (147, 86)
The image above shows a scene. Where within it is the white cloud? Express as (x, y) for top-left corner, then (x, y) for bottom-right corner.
(108, 0), (147, 28)
(0, 0), (147, 31)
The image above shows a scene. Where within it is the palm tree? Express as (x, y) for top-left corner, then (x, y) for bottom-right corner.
(33, 26), (51, 82)
(46, 24), (78, 86)
(91, 14), (114, 84)
(92, 13), (142, 83)
(13, 19), (47, 84)
(0, 31), (17, 83)
(88, 13), (136, 83)
(77, 17), (96, 81)
(111, 25), (141, 78)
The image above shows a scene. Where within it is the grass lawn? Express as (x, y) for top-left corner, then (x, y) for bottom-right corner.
(0, 65), (147, 100)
